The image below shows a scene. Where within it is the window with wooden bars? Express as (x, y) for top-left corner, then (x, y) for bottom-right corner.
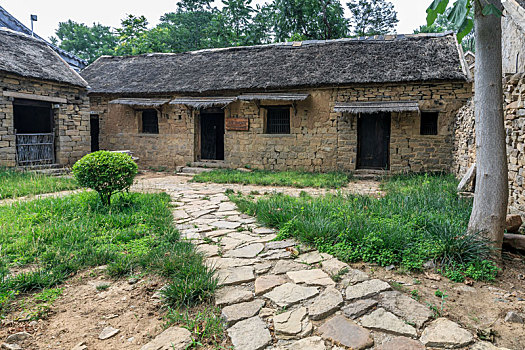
(142, 109), (159, 134)
(266, 107), (290, 134)
(420, 112), (438, 135)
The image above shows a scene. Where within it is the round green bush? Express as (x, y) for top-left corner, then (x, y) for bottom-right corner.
(72, 151), (138, 205)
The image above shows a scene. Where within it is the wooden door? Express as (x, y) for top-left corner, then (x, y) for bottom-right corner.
(357, 112), (391, 169)
(90, 115), (100, 152)
(200, 112), (224, 160)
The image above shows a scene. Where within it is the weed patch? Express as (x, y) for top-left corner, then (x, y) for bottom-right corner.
(0, 168), (78, 200)
(232, 174), (498, 282)
(192, 169), (352, 188)
(0, 191), (216, 317)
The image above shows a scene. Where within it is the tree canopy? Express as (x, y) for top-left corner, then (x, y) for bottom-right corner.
(52, 0), (401, 62)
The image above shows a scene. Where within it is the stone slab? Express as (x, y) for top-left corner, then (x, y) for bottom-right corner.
(318, 315), (373, 350)
(217, 266), (255, 286)
(227, 316), (271, 350)
(264, 283), (319, 307)
(308, 287), (344, 320)
(215, 287), (253, 306)
(345, 279), (391, 300)
(360, 308), (417, 338)
(420, 318), (474, 348)
(255, 274), (286, 295)
(286, 269), (335, 286)
(376, 337), (425, 350)
(221, 299), (265, 325)
(341, 299), (378, 319)
(140, 327), (192, 350)
(224, 243), (264, 258)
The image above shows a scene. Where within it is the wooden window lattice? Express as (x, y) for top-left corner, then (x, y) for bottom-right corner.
(266, 107), (290, 134)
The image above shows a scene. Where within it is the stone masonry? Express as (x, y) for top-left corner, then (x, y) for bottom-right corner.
(90, 81), (471, 173)
(453, 72), (525, 216)
(0, 72), (90, 167)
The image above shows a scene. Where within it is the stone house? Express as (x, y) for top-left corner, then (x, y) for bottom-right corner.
(0, 28), (91, 167)
(503, 0), (525, 74)
(81, 33), (471, 173)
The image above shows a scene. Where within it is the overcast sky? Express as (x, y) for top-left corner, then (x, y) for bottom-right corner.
(2, 0), (430, 41)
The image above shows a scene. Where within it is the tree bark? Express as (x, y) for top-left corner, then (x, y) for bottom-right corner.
(468, 0), (508, 254)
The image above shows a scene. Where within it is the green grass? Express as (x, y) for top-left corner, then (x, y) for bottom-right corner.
(232, 174), (499, 282)
(0, 191), (217, 317)
(0, 168), (78, 200)
(192, 169), (352, 189)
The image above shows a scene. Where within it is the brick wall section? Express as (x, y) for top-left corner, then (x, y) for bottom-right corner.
(0, 73), (90, 166)
(452, 73), (525, 215)
(90, 80), (471, 172)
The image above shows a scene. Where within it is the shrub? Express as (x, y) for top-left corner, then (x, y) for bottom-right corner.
(72, 151), (138, 205)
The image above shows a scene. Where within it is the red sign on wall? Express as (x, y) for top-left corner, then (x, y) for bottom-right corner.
(226, 117), (249, 131)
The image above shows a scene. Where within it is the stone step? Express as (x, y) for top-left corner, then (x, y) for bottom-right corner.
(179, 167), (215, 175)
(191, 161), (228, 169)
(16, 164), (70, 176)
(353, 169), (388, 180)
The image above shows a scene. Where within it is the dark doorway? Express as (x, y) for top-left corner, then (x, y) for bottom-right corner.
(13, 99), (55, 165)
(200, 111), (224, 160)
(90, 115), (100, 152)
(357, 112), (391, 170)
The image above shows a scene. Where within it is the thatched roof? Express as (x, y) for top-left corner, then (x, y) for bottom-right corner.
(334, 101), (420, 113)
(82, 33), (469, 95)
(0, 28), (87, 87)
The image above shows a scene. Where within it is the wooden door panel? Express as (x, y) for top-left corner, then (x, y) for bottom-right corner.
(357, 113), (390, 169)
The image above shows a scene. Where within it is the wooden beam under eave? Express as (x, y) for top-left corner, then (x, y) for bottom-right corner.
(2, 91), (68, 104)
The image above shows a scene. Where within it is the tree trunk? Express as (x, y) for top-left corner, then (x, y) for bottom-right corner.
(468, 0), (508, 254)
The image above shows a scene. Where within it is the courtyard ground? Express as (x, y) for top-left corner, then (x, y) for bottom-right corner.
(1, 172), (524, 349)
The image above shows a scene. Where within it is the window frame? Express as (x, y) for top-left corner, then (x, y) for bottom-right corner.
(141, 109), (159, 134)
(420, 111), (439, 136)
(265, 106), (291, 135)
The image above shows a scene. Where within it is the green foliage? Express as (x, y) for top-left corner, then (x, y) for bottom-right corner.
(193, 169), (352, 188)
(271, 0), (350, 41)
(72, 151), (138, 206)
(232, 174), (499, 281)
(347, 0), (399, 36)
(165, 306), (224, 347)
(426, 0), (502, 43)
(0, 168), (78, 200)
(0, 192), (217, 316)
(53, 0), (402, 60)
(50, 20), (117, 63)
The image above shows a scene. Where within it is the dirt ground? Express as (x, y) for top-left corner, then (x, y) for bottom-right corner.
(368, 252), (525, 350)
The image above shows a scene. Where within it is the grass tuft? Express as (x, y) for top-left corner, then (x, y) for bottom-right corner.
(232, 174), (499, 282)
(0, 168), (78, 200)
(192, 169), (352, 189)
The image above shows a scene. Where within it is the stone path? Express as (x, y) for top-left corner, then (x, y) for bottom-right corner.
(135, 175), (509, 350)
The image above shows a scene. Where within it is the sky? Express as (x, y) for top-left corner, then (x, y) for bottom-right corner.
(1, 0), (431, 41)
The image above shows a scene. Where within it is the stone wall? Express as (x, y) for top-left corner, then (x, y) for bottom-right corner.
(452, 73), (525, 215)
(0, 73), (90, 167)
(502, 2), (525, 74)
(91, 80), (471, 172)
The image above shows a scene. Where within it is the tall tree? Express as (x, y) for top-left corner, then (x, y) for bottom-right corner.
(114, 15), (151, 55)
(51, 20), (117, 63)
(221, 0), (256, 45)
(271, 0), (349, 41)
(347, 0), (398, 36)
(427, 0), (506, 254)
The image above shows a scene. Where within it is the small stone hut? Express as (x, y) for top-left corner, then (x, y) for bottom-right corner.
(0, 28), (90, 167)
(81, 32), (472, 173)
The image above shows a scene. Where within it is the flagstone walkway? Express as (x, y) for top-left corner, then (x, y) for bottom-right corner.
(134, 175), (507, 350)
